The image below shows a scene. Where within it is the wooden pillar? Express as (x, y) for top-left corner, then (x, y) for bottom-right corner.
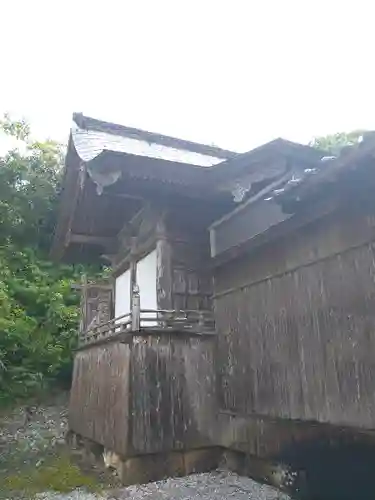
(131, 286), (141, 331)
(129, 236), (140, 330)
(156, 219), (173, 310)
(129, 236), (138, 310)
(79, 274), (88, 336)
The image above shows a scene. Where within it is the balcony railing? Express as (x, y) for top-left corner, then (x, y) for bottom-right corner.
(79, 308), (215, 347)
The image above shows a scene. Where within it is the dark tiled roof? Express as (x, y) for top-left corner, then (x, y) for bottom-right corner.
(263, 132), (375, 207)
(213, 138), (325, 181)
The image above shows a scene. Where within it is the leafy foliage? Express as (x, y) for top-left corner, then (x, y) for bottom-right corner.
(0, 116), (101, 405)
(310, 130), (366, 155)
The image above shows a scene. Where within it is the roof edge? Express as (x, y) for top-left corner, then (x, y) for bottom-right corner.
(215, 138), (326, 170)
(72, 112), (237, 160)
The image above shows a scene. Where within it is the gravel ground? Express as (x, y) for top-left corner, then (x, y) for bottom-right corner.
(0, 396), (68, 462)
(35, 471), (290, 500)
(0, 395), (289, 500)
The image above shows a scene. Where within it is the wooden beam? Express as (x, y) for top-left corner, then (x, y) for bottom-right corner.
(209, 170), (293, 230)
(101, 254), (116, 264)
(50, 147), (86, 260)
(71, 283), (113, 291)
(63, 162), (86, 250)
(69, 233), (117, 251)
(130, 203), (150, 228)
(112, 234), (157, 278)
(210, 195), (342, 269)
(101, 192), (144, 201)
(117, 202), (148, 242)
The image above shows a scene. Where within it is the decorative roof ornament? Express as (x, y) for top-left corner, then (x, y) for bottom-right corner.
(227, 158), (289, 203)
(86, 165), (122, 195)
(287, 176), (302, 185)
(231, 181), (252, 203)
(321, 156), (337, 162)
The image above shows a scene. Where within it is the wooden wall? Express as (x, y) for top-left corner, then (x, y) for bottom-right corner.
(130, 333), (218, 455)
(163, 211), (213, 312)
(69, 199), (218, 457)
(112, 202), (214, 314)
(69, 343), (130, 455)
(214, 201), (375, 430)
(69, 333), (218, 457)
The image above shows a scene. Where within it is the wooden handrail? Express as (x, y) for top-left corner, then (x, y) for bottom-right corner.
(82, 312), (131, 334)
(139, 309), (213, 314)
(79, 308), (215, 346)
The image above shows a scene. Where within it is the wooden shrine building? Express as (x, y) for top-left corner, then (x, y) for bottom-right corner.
(53, 114), (375, 498)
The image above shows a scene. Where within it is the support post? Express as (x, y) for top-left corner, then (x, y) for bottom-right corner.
(131, 284), (140, 332)
(79, 274), (88, 343)
(198, 310), (205, 330)
(129, 236), (137, 311)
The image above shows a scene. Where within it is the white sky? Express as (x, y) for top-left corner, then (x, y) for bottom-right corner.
(1, 0), (374, 152)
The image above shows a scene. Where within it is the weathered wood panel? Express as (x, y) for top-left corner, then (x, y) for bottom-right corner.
(219, 411), (353, 459)
(214, 204), (375, 430)
(130, 334), (218, 454)
(79, 281), (113, 332)
(213, 199), (290, 256)
(167, 231), (213, 312)
(113, 199), (215, 315)
(69, 342), (130, 455)
(215, 205), (375, 293)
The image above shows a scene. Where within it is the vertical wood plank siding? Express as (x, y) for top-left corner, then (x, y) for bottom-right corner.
(166, 209), (213, 313)
(69, 334), (217, 456)
(130, 334), (217, 454)
(170, 237), (213, 312)
(214, 205), (375, 429)
(69, 343), (130, 454)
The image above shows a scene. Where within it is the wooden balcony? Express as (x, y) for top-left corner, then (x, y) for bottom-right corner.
(79, 308), (216, 348)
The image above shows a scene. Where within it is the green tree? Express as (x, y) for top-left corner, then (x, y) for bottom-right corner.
(310, 130), (366, 155)
(0, 115), (101, 404)
(0, 114), (62, 249)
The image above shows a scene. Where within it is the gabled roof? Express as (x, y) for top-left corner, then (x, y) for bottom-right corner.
(72, 113), (236, 167)
(69, 114), (326, 196)
(51, 113), (326, 260)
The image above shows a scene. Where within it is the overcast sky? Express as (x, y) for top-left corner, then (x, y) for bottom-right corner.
(0, 1), (374, 152)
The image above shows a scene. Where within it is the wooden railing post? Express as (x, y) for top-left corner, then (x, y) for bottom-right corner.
(198, 310), (205, 330)
(131, 284), (141, 332)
